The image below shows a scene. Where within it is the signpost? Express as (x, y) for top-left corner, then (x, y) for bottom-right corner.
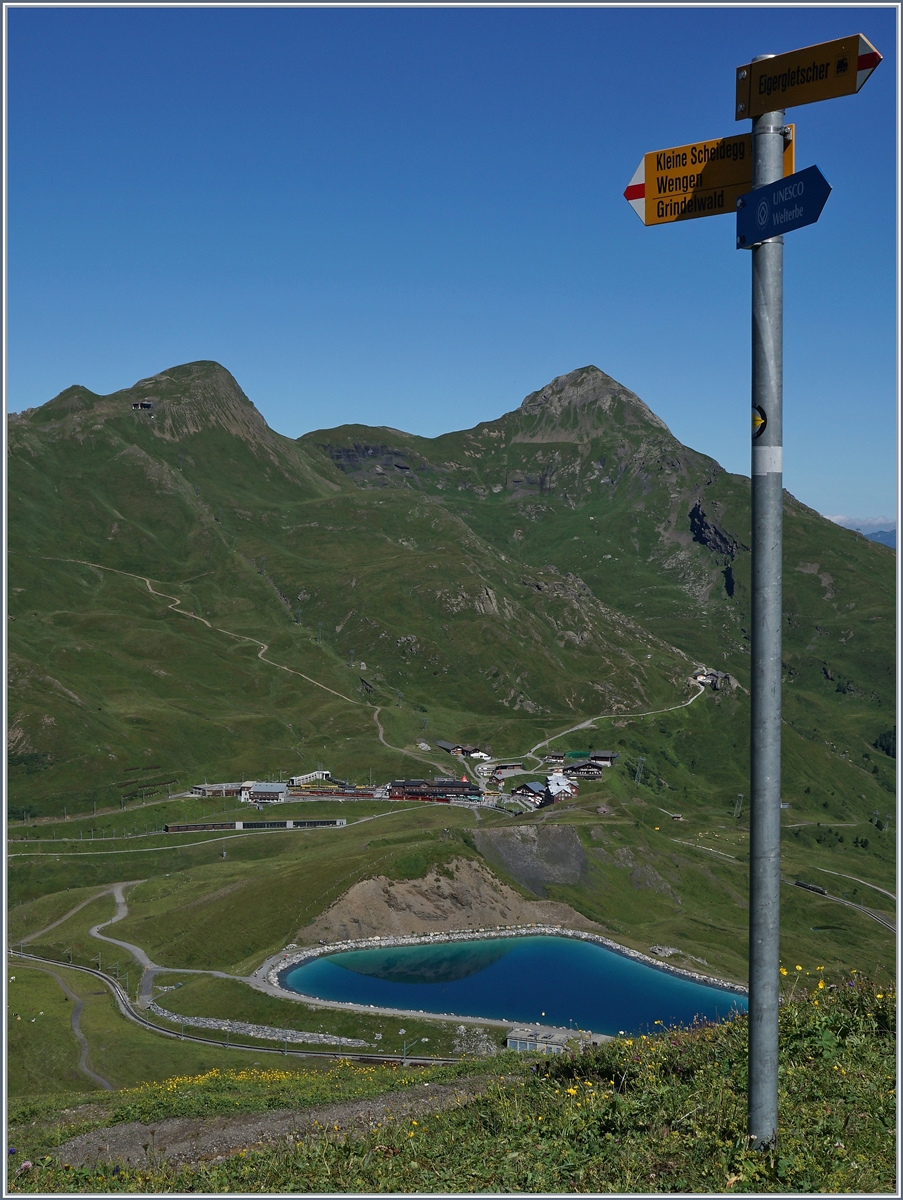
(736, 164), (832, 247)
(744, 71), (786, 1151)
(736, 34), (881, 119)
(624, 130), (794, 225)
(622, 31), (882, 1153)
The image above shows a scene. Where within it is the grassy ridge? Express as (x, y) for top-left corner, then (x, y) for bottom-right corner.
(7, 979), (895, 1193)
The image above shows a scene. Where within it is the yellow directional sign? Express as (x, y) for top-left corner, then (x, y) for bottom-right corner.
(624, 130), (794, 226)
(736, 34), (882, 120)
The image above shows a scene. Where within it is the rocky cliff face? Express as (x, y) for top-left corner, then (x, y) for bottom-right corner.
(472, 825), (588, 896)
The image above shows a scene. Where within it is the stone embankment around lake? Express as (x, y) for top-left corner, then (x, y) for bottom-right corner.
(266, 924), (748, 999)
(146, 1001), (373, 1048)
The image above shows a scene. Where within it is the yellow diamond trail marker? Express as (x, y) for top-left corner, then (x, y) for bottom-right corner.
(624, 130), (794, 226)
(735, 34), (882, 120)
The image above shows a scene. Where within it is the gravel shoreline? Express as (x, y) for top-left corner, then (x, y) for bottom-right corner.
(260, 924), (748, 1025)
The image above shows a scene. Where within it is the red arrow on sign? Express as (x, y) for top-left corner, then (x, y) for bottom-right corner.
(735, 33), (882, 119)
(624, 130), (794, 226)
(623, 163), (646, 221)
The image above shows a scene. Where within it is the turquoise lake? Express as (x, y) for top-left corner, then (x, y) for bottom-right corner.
(280, 935), (747, 1035)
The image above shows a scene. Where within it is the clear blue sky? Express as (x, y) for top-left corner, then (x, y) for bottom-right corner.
(7, 5), (898, 526)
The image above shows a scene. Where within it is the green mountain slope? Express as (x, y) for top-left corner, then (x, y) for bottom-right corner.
(8, 363), (709, 811)
(7, 361), (895, 982)
(300, 365), (896, 811)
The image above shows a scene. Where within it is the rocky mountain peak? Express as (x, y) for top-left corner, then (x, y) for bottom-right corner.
(126, 361), (270, 442)
(13, 360), (277, 448)
(518, 365), (671, 436)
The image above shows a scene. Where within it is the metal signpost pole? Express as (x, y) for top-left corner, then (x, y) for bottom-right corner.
(622, 26), (881, 1158)
(747, 62), (785, 1149)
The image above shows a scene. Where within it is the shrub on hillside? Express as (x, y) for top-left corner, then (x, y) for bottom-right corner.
(874, 726), (896, 759)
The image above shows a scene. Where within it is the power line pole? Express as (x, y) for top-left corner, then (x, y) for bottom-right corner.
(746, 62), (785, 1152)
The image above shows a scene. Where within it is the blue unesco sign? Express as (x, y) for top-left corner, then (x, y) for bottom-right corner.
(736, 165), (831, 247)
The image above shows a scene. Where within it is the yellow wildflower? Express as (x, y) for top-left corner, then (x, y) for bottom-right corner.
(780, 967), (788, 976)
(818, 979), (825, 989)
(795, 965), (802, 971)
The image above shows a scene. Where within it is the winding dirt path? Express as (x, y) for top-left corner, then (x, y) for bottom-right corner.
(372, 706), (448, 774)
(16, 880), (167, 1008)
(523, 681), (707, 766)
(86, 884), (243, 1007)
(55, 557), (360, 705)
(18, 882), (143, 945)
(55, 556), (710, 783)
(89, 884), (156, 971)
(16, 879), (246, 1011)
(16, 962), (114, 1090)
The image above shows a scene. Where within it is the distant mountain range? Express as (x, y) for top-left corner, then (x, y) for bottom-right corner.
(866, 529), (896, 549)
(8, 362), (896, 829)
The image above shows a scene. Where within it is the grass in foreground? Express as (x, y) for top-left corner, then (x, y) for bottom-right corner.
(8, 976), (895, 1193)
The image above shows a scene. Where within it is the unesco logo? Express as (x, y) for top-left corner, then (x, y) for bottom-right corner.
(756, 199), (769, 228)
